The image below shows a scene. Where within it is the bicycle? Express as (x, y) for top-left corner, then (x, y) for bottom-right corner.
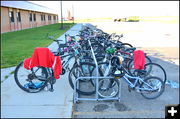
(14, 62), (56, 93)
(13, 35), (77, 93)
(97, 56), (165, 99)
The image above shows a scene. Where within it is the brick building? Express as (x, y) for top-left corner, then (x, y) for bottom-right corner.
(1, 1), (59, 33)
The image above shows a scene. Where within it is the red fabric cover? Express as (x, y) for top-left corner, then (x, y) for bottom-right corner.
(23, 47), (62, 79)
(133, 50), (146, 70)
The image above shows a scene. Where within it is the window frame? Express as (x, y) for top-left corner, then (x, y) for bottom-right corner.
(48, 15), (52, 21)
(41, 14), (43, 21)
(33, 13), (36, 21)
(29, 13), (32, 22)
(9, 11), (14, 23)
(44, 14), (45, 21)
(48, 15), (51, 21)
(17, 12), (21, 22)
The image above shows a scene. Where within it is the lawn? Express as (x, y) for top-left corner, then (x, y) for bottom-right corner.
(1, 23), (74, 68)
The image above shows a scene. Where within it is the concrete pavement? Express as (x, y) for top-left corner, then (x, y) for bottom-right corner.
(1, 23), (83, 118)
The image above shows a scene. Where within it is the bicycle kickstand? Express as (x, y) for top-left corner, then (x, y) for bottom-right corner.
(49, 84), (54, 92)
(48, 76), (56, 92)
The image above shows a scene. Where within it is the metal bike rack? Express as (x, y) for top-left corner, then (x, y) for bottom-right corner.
(73, 39), (121, 103)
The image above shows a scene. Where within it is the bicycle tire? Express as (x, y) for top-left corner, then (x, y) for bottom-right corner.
(98, 78), (119, 98)
(140, 76), (165, 99)
(120, 43), (133, 49)
(68, 62), (96, 95)
(91, 62), (120, 98)
(14, 61), (48, 93)
(142, 63), (167, 84)
(90, 61), (110, 86)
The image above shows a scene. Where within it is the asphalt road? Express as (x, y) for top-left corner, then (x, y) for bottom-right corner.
(72, 21), (179, 118)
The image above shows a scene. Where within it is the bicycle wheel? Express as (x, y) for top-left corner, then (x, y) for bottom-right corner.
(14, 61), (48, 93)
(98, 78), (119, 98)
(141, 63), (167, 84)
(140, 76), (165, 99)
(91, 61), (110, 86)
(68, 62), (96, 95)
(120, 43), (133, 51)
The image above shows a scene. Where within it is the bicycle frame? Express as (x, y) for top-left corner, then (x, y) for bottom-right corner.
(122, 73), (156, 91)
(61, 53), (74, 72)
(60, 45), (85, 73)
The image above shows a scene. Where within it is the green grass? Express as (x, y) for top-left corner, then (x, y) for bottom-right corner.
(1, 23), (74, 68)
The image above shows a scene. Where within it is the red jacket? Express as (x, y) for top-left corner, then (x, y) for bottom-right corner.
(133, 50), (146, 70)
(24, 47), (62, 79)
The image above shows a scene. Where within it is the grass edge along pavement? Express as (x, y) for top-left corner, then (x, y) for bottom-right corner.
(1, 23), (75, 68)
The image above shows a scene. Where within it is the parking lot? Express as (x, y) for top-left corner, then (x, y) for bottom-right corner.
(72, 21), (179, 118)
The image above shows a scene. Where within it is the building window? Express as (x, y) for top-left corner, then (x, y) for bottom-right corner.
(48, 15), (51, 21)
(41, 14), (43, 21)
(53, 16), (56, 20)
(41, 14), (45, 21)
(44, 15), (45, 21)
(17, 12), (21, 22)
(9, 11), (14, 23)
(29, 13), (32, 21)
(33, 13), (36, 21)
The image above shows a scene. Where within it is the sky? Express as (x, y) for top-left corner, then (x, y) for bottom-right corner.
(30, 1), (179, 19)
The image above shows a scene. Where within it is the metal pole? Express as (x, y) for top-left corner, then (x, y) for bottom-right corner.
(88, 39), (99, 100)
(72, 4), (74, 24)
(60, 0), (64, 29)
